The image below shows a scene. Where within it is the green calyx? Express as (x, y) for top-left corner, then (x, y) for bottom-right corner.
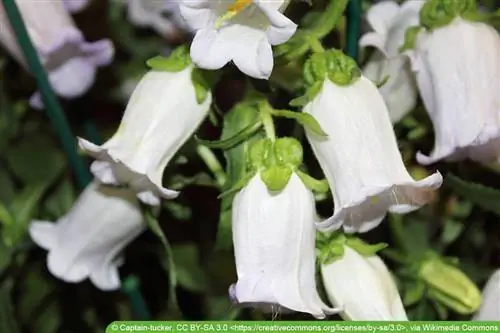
(316, 231), (388, 265)
(418, 252), (481, 314)
(146, 45), (191, 72)
(420, 0), (478, 30)
(291, 49), (361, 107)
(247, 137), (303, 192)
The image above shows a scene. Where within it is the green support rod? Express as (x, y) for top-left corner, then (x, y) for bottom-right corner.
(346, 0), (362, 62)
(2, 0), (92, 189)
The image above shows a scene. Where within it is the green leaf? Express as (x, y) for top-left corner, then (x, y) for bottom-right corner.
(43, 180), (75, 219)
(440, 219), (464, 245)
(216, 101), (265, 250)
(146, 46), (191, 72)
(445, 174), (500, 216)
(195, 121), (263, 150)
(345, 237), (388, 256)
(0, 166), (14, 204)
(144, 212), (181, 317)
(308, 0), (349, 38)
(206, 296), (240, 320)
(3, 184), (47, 247)
(171, 244), (207, 293)
(218, 172), (256, 200)
(403, 280), (426, 306)
(270, 109), (328, 137)
(0, 204), (14, 227)
(191, 68), (218, 104)
(0, 279), (20, 333)
(5, 137), (65, 186)
(296, 170), (329, 193)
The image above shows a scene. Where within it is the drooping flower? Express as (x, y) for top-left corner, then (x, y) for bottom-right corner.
(473, 269), (500, 320)
(359, 0), (423, 123)
(0, 0), (114, 109)
(126, 0), (192, 39)
(78, 47), (212, 206)
(297, 50), (442, 233)
(29, 182), (145, 291)
(230, 173), (338, 318)
(179, 0), (297, 79)
(63, 0), (91, 13)
(404, 1), (500, 164)
(318, 234), (407, 320)
(228, 137), (339, 318)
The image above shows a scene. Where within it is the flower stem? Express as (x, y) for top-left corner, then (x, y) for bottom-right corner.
(259, 102), (276, 141)
(196, 145), (227, 188)
(309, 37), (326, 53)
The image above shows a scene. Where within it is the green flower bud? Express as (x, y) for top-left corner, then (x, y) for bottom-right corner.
(419, 255), (481, 314)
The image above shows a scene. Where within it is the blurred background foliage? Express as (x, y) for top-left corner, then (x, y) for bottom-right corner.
(0, 0), (499, 332)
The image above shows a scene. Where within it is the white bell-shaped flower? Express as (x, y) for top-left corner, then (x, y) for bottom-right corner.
(63, 0), (90, 13)
(473, 269), (500, 320)
(126, 0), (191, 39)
(320, 245), (408, 320)
(407, 17), (500, 164)
(0, 0), (114, 109)
(179, 0), (297, 79)
(359, 0), (423, 123)
(29, 182), (145, 291)
(230, 173), (338, 318)
(301, 50), (442, 233)
(78, 64), (212, 206)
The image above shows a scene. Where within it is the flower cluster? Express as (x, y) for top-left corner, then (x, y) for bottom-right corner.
(15, 0), (497, 321)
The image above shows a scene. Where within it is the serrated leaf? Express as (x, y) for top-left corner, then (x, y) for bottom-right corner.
(171, 244), (207, 293)
(270, 109), (327, 136)
(5, 138), (65, 186)
(446, 174), (500, 216)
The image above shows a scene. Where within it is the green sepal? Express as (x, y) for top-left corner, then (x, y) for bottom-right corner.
(304, 49), (361, 87)
(218, 171), (257, 199)
(403, 280), (426, 306)
(418, 253), (481, 314)
(248, 138), (273, 169)
(420, 0), (478, 31)
(195, 121), (263, 150)
(260, 165), (293, 192)
(270, 109), (328, 137)
(289, 81), (323, 107)
(345, 237), (388, 256)
(274, 137), (303, 168)
(316, 231), (347, 265)
(462, 9), (500, 25)
(146, 45), (191, 72)
(191, 68), (219, 104)
(296, 169), (329, 193)
(399, 26), (423, 53)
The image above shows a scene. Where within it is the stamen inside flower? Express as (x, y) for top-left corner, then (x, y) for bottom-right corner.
(215, 0), (252, 28)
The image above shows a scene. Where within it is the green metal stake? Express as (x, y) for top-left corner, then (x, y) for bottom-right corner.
(2, 0), (92, 189)
(346, 0), (362, 62)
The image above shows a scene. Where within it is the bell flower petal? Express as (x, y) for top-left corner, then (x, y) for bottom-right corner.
(180, 0), (297, 79)
(0, 0), (114, 109)
(408, 18), (500, 164)
(473, 269), (500, 321)
(360, 0), (424, 123)
(78, 67), (212, 206)
(126, 0), (192, 39)
(29, 182), (145, 291)
(63, 0), (91, 13)
(304, 75), (442, 233)
(230, 173), (339, 318)
(321, 246), (408, 320)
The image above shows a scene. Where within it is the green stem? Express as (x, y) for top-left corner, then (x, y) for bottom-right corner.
(346, 0), (361, 62)
(259, 102), (276, 141)
(308, 37), (326, 53)
(389, 215), (408, 254)
(2, 0), (91, 189)
(121, 276), (151, 320)
(196, 145), (227, 188)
